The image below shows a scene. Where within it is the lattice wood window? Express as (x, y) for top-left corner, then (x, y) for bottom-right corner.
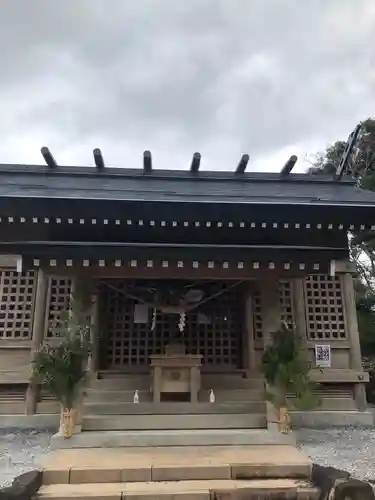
(252, 287), (263, 345)
(0, 270), (36, 340)
(45, 278), (72, 338)
(304, 275), (346, 340)
(279, 281), (295, 329)
(99, 281), (244, 369)
(252, 281), (295, 345)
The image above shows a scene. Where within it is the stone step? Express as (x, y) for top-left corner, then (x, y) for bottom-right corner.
(36, 479), (319, 499)
(199, 388), (265, 401)
(83, 401), (266, 415)
(92, 374), (265, 390)
(85, 388), (265, 403)
(201, 374), (265, 389)
(82, 413), (266, 431)
(50, 429), (295, 448)
(42, 445), (312, 484)
(93, 375), (150, 390)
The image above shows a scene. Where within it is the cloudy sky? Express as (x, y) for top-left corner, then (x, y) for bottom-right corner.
(0, 0), (374, 172)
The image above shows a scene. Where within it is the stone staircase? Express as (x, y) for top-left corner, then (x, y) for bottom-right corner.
(82, 372), (267, 432)
(36, 444), (320, 499)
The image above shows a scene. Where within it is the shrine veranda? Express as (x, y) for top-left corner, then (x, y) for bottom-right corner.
(1, 156), (375, 431)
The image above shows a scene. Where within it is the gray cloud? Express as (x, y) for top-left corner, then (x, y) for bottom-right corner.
(0, 0), (374, 171)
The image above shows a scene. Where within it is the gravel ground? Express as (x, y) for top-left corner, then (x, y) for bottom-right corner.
(1, 427), (375, 487)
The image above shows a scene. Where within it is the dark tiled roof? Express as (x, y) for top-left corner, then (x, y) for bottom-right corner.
(0, 164), (375, 207)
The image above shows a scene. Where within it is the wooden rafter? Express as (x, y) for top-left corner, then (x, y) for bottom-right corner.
(98, 279), (244, 313)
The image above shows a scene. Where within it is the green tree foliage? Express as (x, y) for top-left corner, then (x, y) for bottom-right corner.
(32, 285), (92, 408)
(310, 118), (375, 355)
(261, 324), (319, 410)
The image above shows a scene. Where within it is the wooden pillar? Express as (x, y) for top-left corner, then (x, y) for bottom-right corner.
(90, 288), (100, 374)
(244, 286), (256, 372)
(25, 269), (48, 415)
(259, 279), (281, 432)
(342, 273), (367, 411)
(260, 279), (281, 348)
(292, 278), (308, 341)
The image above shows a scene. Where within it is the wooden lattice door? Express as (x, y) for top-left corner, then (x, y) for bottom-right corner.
(98, 280), (244, 370)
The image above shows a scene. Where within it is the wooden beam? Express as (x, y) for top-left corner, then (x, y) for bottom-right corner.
(236, 154), (249, 174)
(41, 147), (57, 168)
(335, 124), (361, 180)
(190, 152), (201, 172)
(143, 150), (152, 173)
(280, 155), (297, 175)
(93, 148), (105, 169)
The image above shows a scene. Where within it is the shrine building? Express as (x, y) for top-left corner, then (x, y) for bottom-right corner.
(0, 148), (375, 434)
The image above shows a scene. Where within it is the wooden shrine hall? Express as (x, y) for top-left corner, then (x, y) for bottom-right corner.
(1, 146), (375, 435)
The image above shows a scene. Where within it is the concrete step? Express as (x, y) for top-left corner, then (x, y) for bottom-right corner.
(201, 373), (265, 389)
(82, 413), (266, 431)
(50, 429), (295, 448)
(92, 374), (265, 391)
(199, 388), (265, 402)
(85, 389), (153, 403)
(83, 401), (266, 415)
(92, 375), (150, 390)
(37, 479), (319, 499)
(85, 388), (265, 403)
(41, 444), (312, 484)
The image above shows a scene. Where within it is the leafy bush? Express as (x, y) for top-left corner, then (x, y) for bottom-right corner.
(261, 323), (319, 410)
(32, 289), (91, 408)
